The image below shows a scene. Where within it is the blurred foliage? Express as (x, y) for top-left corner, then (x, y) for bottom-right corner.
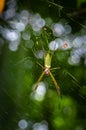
(0, 0), (86, 130)
(77, 0), (86, 7)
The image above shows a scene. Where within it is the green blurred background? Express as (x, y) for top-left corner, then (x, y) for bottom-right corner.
(0, 0), (86, 130)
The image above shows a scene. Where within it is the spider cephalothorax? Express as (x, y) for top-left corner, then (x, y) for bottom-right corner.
(44, 67), (50, 75)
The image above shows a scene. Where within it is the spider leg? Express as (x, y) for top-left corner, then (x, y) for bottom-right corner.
(36, 62), (44, 69)
(50, 67), (60, 71)
(33, 71), (45, 91)
(49, 71), (60, 96)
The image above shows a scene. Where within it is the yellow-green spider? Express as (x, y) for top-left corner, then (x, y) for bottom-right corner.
(34, 52), (60, 96)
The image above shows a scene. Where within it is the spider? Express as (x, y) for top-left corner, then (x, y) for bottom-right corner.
(33, 52), (60, 96)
